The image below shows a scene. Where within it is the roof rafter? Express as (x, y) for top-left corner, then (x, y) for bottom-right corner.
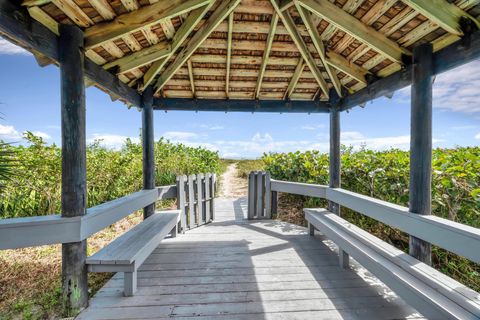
(83, 0), (210, 49)
(270, 0), (330, 99)
(187, 59), (195, 97)
(142, 2), (215, 89)
(296, 5), (342, 96)
(255, 13), (279, 99)
(154, 0), (242, 94)
(296, 0), (410, 63)
(284, 58), (305, 99)
(401, 0), (480, 36)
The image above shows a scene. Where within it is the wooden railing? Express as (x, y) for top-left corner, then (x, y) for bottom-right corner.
(248, 172), (480, 264)
(0, 173), (216, 250)
(176, 173), (216, 231)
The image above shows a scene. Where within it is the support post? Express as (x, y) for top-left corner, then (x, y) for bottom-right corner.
(271, 191), (278, 217)
(409, 43), (433, 265)
(329, 107), (349, 268)
(59, 24), (88, 314)
(142, 86), (155, 219)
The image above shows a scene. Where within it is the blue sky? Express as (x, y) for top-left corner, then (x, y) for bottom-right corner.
(0, 37), (479, 159)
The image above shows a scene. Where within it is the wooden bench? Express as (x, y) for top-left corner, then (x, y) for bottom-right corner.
(87, 210), (180, 296)
(305, 208), (480, 320)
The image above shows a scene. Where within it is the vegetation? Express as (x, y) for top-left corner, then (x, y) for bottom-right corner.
(262, 147), (480, 291)
(235, 159), (264, 178)
(0, 133), (221, 319)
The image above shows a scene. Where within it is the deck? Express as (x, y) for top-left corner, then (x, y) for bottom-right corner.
(78, 198), (424, 320)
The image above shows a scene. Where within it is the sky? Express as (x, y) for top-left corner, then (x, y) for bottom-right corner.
(0, 36), (479, 159)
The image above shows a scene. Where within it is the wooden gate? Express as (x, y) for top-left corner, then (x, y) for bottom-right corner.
(247, 171), (273, 220)
(176, 173), (216, 232)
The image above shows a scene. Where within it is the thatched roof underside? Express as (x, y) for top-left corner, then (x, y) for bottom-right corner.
(22, 0), (480, 102)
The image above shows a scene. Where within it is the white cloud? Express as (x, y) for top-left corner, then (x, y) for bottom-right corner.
(88, 134), (139, 149)
(30, 131), (50, 140)
(396, 60), (480, 114)
(0, 37), (30, 55)
(475, 133), (480, 140)
(199, 124), (224, 130)
(341, 131), (365, 140)
(163, 131), (198, 141)
(0, 124), (21, 140)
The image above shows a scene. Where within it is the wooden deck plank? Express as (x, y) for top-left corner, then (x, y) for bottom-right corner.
(79, 197), (422, 320)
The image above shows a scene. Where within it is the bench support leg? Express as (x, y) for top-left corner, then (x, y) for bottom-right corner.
(124, 270), (137, 297)
(308, 222), (315, 236)
(339, 249), (349, 269)
(171, 224), (178, 238)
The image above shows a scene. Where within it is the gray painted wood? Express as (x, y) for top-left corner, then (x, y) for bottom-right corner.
(305, 209), (480, 319)
(264, 172), (272, 219)
(270, 180), (327, 198)
(205, 174), (211, 222)
(326, 188), (480, 264)
(248, 172), (255, 219)
(211, 174), (216, 221)
(142, 86), (155, 220)
(176, 175), (187, 233)
(78, 198), (421, 319)
(197, 174), (204, 225)
(188, 175), (195, 228)
(87, 210), (179, 296)
(256, 172), (264, 218)
(271, 191), (278, 216)
(409, 42), (433, 265)
(59, 24), (88, 312)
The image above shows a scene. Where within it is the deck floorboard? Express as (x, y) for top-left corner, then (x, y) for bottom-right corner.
(78, 197), (423, 319)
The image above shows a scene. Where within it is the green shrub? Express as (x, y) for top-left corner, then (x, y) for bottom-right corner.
(0, 134), (220, 219)
(262, 147), (480, 290)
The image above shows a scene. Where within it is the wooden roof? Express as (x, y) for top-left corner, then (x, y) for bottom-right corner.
(17, 0), (480, 103)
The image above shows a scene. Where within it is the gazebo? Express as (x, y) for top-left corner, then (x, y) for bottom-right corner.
(1, 0), (480, 318)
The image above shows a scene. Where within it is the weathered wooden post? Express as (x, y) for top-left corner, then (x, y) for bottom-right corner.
(59, 24), (88, 313)
(329, 106), (349, 268)
(142, 86), (155, 219)
(409, 42), (433, 265)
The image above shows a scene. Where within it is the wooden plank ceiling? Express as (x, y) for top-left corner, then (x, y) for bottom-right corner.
(22, 0), (480, 103)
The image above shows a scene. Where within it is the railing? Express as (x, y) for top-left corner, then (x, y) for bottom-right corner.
(248, 171), (480, 264)
(0, 172), (216, 250)
(176, 173), (216, 231)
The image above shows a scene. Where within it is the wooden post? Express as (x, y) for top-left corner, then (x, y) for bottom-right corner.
(271, 191), (278, 217)
(329, 107), (349, 268)
(248, 172), (255, 219)
(264, 172), (272, 219)
(59, 24), (88, 313)
(176, 175), (186, 233)
(409, 42), (433, 265)
(142, 86), (155, 219)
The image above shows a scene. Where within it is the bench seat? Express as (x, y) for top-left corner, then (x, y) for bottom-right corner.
(305, 208), (480, 320)
(87, 210), (180, 296)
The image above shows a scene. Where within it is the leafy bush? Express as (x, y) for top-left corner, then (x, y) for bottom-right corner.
(263, 147), (480, 290)
(0, 134), (220, 219)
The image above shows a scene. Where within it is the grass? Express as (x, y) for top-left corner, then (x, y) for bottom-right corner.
(235, 159), (264, 179)
(0, 201), (176, 319)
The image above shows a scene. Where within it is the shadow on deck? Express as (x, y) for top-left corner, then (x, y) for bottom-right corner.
(77, 197), (424, 319)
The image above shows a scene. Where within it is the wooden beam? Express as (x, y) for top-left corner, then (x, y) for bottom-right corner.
(154, 0), (241, 93)
(226, 13), (233, 97)
(0, 0), (141, 106)
(59, 24), (88, 313)
(153, 98), (330, 113)
(296, 5), (342, 96)
(409, 42), (433, 265)
(88, 0), (116, 20)
(297, 0), (410, 63)
(338, 29), (480, 111)
(142, 3), (214, 89)
(142, 86), (155, 219)
(187, 59), (195, 97)
(284, 58), (305, 99)
(270, 0), (330, 98)
(329, 105), (349, 268)
(255, 13), (279, 99)
(53, 0), (93, 27)
(402, 0), (479, 35)
(84, 0), (209, 49)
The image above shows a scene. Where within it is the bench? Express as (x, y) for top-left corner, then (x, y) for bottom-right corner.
(305, 208), (480, 320)
(87, 210), (180, 296)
